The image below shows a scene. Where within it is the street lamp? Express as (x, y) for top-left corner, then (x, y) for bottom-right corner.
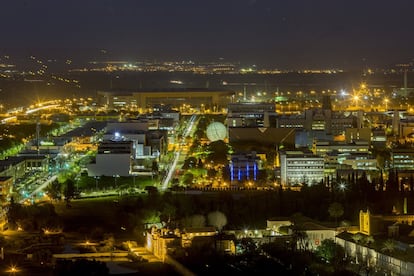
(113, 175), (120, 189)
(6, 265), (19, 274)
(353, 95), (359, 108)
(94, 176), (100, 191)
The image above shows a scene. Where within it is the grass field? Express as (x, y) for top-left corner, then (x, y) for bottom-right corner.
(53, 196), (132, 240)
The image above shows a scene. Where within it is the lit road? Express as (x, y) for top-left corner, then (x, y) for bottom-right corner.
(1, 101), (62, 124)
(160, 114), (197, 191)
(19, 175), (57, 204)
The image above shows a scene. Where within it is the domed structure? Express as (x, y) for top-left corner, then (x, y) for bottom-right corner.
(206, 122), (227, 142)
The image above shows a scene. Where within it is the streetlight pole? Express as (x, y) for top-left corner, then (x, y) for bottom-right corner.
(95, 176), (100, 191)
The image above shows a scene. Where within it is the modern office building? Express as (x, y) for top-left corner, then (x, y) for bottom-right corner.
(97, 88), (235, 111)
(279, 150), (324, 186)
(276, 108), (361, 136)
(312, 140), (370, 156)
(391, 147), (414, 169)
(337, 152), (378, 171)
(227, 102), (277, 128)
(103, 121), (168, 159)
(87, 140), (133, 177)
(0, 156), (49, 181)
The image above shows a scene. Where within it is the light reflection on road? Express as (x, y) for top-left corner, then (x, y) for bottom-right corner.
(160, 114), (197, 191)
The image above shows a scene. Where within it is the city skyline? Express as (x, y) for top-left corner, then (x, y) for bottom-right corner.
(1, 0), (414, 69)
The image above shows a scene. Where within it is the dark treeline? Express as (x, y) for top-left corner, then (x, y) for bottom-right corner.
(116, 169), (414, 233)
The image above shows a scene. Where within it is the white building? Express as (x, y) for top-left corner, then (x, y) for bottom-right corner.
(87, 140), (133, 177)
(279, 151), (324, 186)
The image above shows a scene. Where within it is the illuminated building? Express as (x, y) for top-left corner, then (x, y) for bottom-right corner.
(88, 121), (167, 176)
(104, 121), (168, 159)
(312, 140), (370, 156)
(391, 148), (414, 170)
(337, 152), (378, 171)
(229, 152), (260, 182)
(277, 96), (361, 137)
(279, 150), (324, 186)
(87, 140), (133, 177)
(227, 102), (277, 128)
(334, 210), (414, 275)
(0, 156), (49, 180)
(97, 88), (235, 111)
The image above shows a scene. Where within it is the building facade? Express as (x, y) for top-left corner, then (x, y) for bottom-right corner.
(279, 151), (324, 186)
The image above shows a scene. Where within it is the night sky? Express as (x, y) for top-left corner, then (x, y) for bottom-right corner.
(1, 0), (414, 68)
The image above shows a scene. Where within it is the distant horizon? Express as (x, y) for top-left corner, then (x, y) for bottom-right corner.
(1, 47), (412, 71)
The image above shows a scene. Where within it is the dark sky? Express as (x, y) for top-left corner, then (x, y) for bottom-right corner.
(1, 0), (414, 69)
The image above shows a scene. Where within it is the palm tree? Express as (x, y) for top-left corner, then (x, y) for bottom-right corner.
(291, 225), (308, 252)
(44, 180), (62, 201)
(382, 239), (396, 253)
(352, 233), (363, 244)
(364, 235), (375, 246)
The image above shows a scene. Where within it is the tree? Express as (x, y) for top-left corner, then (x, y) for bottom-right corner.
(151, 161), (159, 174)
(328, 202), (344, 226)
(101, 233), (115, 252)
(315, 239), (345, 264)
(63, 179), (76, 205)
(239, 237), (257, 255)
(141, 209), (161, 226)
(290, 225), (308, 251)
(161, 203), (176, 224)
(45, 180), (62, 201)
(352, 233), (363, 244)
(382, 239), (396, 253)
(182, 157), (197, 170)
(181, 172), (194, 186)
(6, 197), (23, 230)
(207, 211), (227, 231)
(206, 140), (229, 166)
(364, 235), (375, 246)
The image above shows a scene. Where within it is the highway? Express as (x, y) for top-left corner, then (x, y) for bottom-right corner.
(160, 114), (197, 191)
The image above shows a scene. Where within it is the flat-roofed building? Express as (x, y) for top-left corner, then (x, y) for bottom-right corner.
(97, 88), (235, 111)
(87, 140), (133, 177)
(227, 102), (277, 128)
(103, 121), (167, 159)
(0, 157), (26, 180)
(312, 140), (370, 156)
(337, 152), (378, 171)
(277, 108), (359, 136)
(279, 150), (324, 186)
(391, 147), (414, 169)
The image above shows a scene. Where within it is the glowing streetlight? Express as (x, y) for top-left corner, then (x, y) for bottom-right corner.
(6, 265), (19, 274)
(384, 98), (389, 110)
(352, 95), (360, 108)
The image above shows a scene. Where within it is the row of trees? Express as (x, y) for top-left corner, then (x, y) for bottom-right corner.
(44, 179), (76, 204)
(7, 197), (60, 231)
